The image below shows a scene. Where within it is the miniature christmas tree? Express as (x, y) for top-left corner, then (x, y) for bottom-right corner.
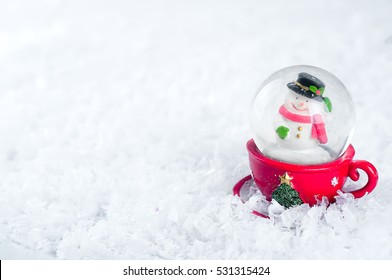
(272, 172), (303, 208)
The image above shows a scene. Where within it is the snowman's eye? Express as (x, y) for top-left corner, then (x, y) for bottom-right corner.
(296, 97), (298, 100)
(306, 100), (308, 102)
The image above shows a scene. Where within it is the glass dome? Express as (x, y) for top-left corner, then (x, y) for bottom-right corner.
(250, 65), (356, 164)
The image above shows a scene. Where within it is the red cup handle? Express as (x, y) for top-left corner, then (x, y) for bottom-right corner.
(346, 160), (378, 198)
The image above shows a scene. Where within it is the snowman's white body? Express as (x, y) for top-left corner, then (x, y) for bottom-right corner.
(264, 90), (332, 164)
(274, 114), (317, 150)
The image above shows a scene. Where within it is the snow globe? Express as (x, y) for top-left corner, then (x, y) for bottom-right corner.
(233, 65), (378, 215)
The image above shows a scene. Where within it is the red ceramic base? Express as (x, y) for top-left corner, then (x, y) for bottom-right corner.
(233, 139), (378, 217)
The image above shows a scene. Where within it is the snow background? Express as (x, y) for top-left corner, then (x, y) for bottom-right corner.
(1, 0), (392, 259)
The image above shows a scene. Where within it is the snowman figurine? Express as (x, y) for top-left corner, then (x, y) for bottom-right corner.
(266, 72), (333, 164)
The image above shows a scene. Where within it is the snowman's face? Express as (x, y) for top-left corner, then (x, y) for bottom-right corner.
(284, 90), (313, 114)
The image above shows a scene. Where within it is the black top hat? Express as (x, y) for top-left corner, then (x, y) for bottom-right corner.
(287, 72), (325, 101)
(287, 72), (332, 112)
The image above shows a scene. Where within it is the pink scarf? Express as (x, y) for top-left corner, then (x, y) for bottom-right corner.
(279, 105), (328, 144)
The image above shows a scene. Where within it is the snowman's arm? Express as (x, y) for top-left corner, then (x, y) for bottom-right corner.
(274, 115), (290, 140)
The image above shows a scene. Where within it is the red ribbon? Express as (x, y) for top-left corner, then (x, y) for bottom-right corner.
(279, 105), (328, 144)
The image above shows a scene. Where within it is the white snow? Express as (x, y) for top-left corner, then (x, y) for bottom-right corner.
(0, 0), (392, 259)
